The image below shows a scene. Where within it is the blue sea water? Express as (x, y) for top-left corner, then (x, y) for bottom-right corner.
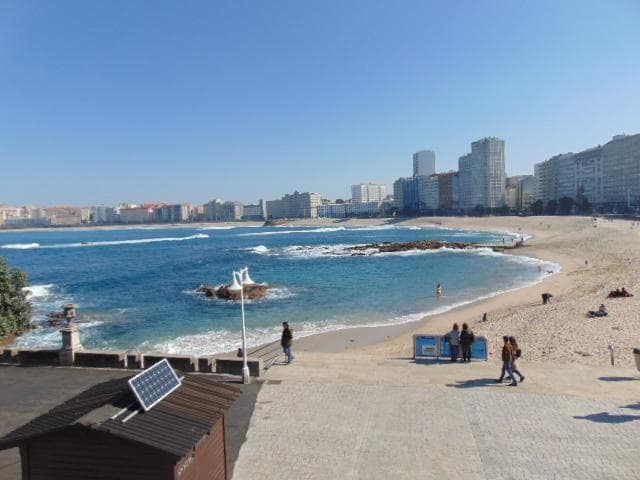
(0, 224), (558, 354)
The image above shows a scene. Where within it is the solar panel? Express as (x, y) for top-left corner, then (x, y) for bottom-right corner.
(128, 359), (182, 412)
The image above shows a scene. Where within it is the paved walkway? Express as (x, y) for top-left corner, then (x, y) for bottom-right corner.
(232, 354), (640, 480)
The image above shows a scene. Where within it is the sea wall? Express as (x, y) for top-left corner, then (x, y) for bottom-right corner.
(1, 347), (264, 377)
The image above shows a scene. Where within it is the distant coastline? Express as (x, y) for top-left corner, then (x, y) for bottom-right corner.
(0, 221), (265, 234)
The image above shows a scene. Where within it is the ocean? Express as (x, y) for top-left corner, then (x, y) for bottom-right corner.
(0, 224), (558, 355)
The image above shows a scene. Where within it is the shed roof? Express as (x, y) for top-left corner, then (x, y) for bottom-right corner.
(0, 374), (241, 458)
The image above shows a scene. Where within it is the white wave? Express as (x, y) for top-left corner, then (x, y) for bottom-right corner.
(10, 318), (104, 350)
(3, 234), (209, 250)
(1, 243), (40, 249)
(264, 286), (295, 301)
(239, 227), (345, 237)
(23, 284), (55, 298)
(245, 245), (270, 254)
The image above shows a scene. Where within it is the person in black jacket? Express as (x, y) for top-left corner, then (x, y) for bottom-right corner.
(459, 322), (475, 363)
(281, 322), (294, 364)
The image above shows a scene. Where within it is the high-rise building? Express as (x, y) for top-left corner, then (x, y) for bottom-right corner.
(351, 183), (386, 203)
(458, 138), (506, 209)
(413, 150), (436, 177)
(457, 153), (480, 209)
(266, 191), (321, 219)
(437, 171), (460, 211)
(415, 175), (438, 210)
(534, 153), (576, 203)
(393, 177), (420, 213)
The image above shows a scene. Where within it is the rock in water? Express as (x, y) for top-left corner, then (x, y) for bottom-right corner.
(197, 285), (218, 298)
(216, 284), (270, 300)
(346, 240), (477, 254)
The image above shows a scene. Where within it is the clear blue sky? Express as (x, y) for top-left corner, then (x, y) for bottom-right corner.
(1, 0), (639, 206)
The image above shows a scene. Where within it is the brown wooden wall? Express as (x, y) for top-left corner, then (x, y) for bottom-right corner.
(24, 427), (174, 480)
(174, 418), (227, 480)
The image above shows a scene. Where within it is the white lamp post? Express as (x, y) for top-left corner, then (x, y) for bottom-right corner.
(231, 267), (251, 384)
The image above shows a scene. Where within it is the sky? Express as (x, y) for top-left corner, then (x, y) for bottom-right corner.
(1, 0), (639, 206)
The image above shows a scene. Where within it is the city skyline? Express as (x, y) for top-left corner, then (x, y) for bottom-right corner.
(1, 1), (639, 205)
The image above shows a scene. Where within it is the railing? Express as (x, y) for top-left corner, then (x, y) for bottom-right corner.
(246, 340), (282, 370)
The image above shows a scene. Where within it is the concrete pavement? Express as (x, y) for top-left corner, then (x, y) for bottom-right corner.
(231, 354), (640, 480)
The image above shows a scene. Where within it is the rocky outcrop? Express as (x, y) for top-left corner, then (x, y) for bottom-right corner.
(198, 284), (271, 301)
(347, 240), (478, 254)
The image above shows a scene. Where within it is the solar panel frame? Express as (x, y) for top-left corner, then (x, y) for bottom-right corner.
(128, 359), (182, 412)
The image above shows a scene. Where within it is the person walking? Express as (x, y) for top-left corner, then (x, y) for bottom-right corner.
(281, 321), (294, 364)
(446, 323), (460, 362)
(459, 323), (475, 363)
(436, 283), (443, 298)
(508, 336), (525, 382)
(495, 335), (517, 386)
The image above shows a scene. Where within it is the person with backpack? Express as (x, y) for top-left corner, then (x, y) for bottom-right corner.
(496, 335), (517, 386)
(508, 336), (525, 382)
(459, 322), (475, 363)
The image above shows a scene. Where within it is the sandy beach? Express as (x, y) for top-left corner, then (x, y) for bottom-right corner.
(284, 215), (640, 367)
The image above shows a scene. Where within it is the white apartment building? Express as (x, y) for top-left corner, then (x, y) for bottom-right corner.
(534, 133), (640, 208)
(243, 200), (267, 220)
(474, 137), (506, 209)
(534, 153), (576, 203)
(318, 201), (381, 218)
(317, 203), (346, 218)
(205, 200), (243, 221)
(346, 201), (381, 217)
(351, 183), (386, 203)
(413, 150), (436, 177)
(601, 134), (640, 207)
(266, 191), (322, 219)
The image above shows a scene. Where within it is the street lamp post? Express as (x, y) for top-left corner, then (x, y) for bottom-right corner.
(232, 267), (251, 384)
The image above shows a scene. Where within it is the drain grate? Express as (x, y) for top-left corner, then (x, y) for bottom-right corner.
(266, 380), (282, 385)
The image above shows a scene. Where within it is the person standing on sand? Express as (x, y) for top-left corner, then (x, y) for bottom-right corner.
(281, 322), (294, 364)
(459, 323), (475, 363)
(446, 323), (460, 362)
(496, 336), (517, 386)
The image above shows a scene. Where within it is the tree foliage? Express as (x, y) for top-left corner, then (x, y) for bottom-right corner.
(558, 196), (575, 215)
(0, 257), (31, 340)
(545, 200), (558, 215)
(530, 200), (545, 215)
(575, 191), (593, 215)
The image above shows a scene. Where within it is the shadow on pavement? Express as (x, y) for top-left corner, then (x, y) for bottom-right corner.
(597, 376), (638, 382)
(445, 378), (498, 388)
(574, 412), (640, 424)
(621, 402), (640, 410)
(226, 380), (264, 478)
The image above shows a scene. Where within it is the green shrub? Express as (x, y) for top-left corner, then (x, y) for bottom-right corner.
(0, 257), (31, 340)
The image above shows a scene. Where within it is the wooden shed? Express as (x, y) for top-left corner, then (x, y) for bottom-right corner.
(0, 374), (241, 480)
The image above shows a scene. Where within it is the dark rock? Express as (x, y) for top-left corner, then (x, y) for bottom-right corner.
(216, 283), (270, 300)
(346, 240), (478, 254)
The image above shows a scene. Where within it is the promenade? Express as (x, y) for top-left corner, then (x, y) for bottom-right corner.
(232, 354), (640, 480)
